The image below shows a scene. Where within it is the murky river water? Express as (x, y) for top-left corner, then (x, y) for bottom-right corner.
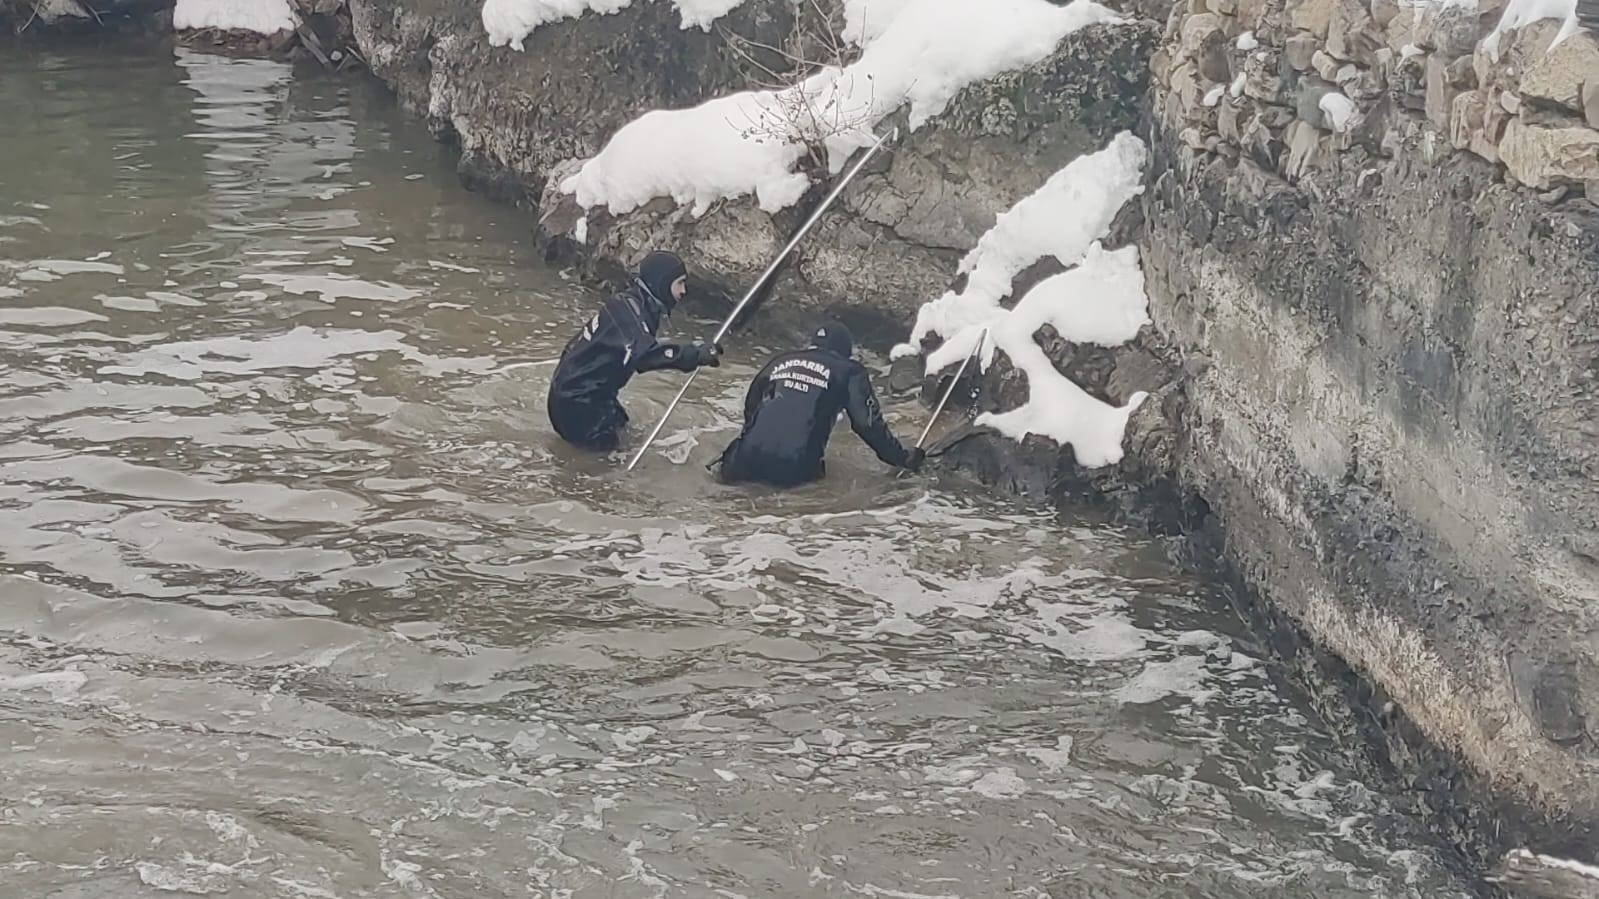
(0, 44), (1485, 898)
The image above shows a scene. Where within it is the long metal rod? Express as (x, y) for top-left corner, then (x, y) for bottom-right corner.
(915, 328), (988, 450)
(626, 127), (899, 471)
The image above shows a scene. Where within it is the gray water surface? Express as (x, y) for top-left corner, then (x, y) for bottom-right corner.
(0, 45), (1482, 898)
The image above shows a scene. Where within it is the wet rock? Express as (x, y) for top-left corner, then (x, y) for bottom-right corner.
(1586, 81), (1599, 129)
(1286, 32), (1320, 71)
(1521, 31), (1599, 113)
(1499, 118), (1599, 188)
(1501, 90), (1522, 115)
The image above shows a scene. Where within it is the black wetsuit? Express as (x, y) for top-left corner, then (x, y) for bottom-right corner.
(546, 280), (705, 450)
(715, 346), (913, 487)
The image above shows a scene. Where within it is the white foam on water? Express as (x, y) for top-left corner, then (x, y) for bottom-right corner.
(969, 767), (1028, 799)
(204, 811), (256, 847)
(381, 856), (428, 892)
(101, 326), (495, 381)
(1174, 629), (1224, 649)
(1019, 736), (1074, 772)
(134, 858), (233, 895)
(0, 669), (88, 701)
(922, 760), (983, 786)
(1115, 655), (1214, 705)
(270, 878), (341, 899)
(0, 307), (110, 326)
(1018, 606), (1150, 661)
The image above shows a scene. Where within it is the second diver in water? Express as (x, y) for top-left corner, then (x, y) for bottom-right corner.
(712, 321), (923, 487)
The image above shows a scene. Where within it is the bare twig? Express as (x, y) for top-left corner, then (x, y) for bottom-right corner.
(715, 24), (792, 86)
(718, 0), (879, 171)
(20, 1), (42, 33)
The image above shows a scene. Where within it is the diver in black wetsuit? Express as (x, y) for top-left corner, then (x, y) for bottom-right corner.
(712, 321), (923, 487)
(546, 251), (720, 450)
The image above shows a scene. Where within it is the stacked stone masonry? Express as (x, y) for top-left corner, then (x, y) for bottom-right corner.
(1155, 0), (1599, 198)
(1144, 0), (1599, 850)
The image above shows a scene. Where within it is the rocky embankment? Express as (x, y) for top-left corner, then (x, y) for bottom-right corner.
(1139, 0), (1599, 857)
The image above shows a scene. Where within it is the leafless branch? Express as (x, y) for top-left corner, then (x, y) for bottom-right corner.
(718, 0), (879, 172)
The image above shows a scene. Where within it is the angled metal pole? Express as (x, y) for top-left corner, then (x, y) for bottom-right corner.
(626, 127), (899, 471)
(915, 328), (988, 451)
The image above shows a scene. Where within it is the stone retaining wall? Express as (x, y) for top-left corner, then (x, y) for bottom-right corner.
(1141, 0), (1599, 849)
(1155, 0), (1599, 197)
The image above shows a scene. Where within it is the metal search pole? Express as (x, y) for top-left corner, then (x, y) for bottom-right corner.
(914, 328), (989, 451)
(626, 127), (899, 472)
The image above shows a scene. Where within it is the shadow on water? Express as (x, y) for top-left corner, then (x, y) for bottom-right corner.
(0, 43), (1490, 898)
